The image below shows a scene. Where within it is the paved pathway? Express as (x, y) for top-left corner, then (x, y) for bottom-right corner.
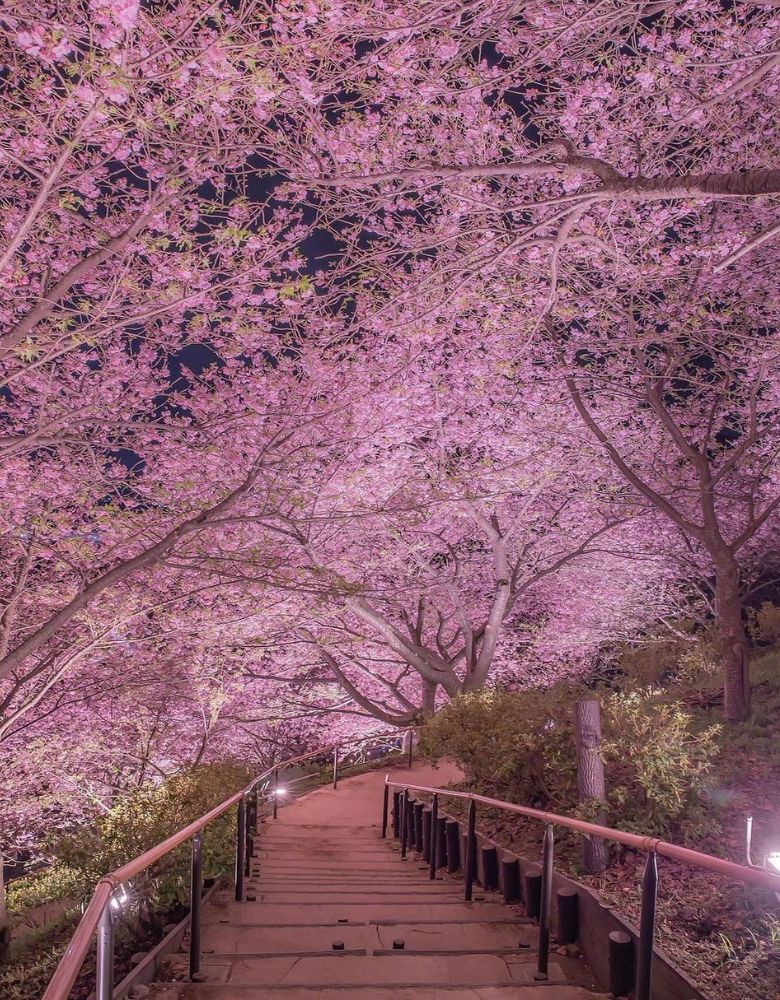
(150, 762), (604, 999)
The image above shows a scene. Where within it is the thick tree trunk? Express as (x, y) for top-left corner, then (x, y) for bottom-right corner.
(714, 556), (751, 722)
(574, 699), (609, 874)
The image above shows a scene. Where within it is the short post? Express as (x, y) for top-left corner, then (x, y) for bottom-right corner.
(436, 816), (448, 868)
(381, 781), (389, 838)
(189, 832), (203, 979)
(273, 767), (279, 820)
(235, 797), (246, 902)
(481, 845), (499, 891)
(502, 858), (521, 903)
(635, 851), (658, 1000)
(400, 790), (409, 859)
(422, 807), (432, 861)
(96, 899), (114, 1000)
(446, 819), (461, 872)
(464, 799), (477, 902)
(414, 801), (424, 852)
(392, 790), (401, 838)
(534, 824), (554, 981)
(429, 794), (439, 880)
(609, 931), (634, 996)
(556, 888), (579, 945)
(333, 745), (339, 789)
(408, 730), (413, 768)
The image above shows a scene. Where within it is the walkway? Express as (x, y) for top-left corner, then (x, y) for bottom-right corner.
(150, 763), (604, 999)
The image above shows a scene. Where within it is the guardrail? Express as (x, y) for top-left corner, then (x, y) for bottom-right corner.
(383, 778), (780, 1000)
(42, 727), (412, 1000)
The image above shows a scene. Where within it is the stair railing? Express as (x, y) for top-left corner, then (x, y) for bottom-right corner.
(41, 726), (412, 1000)
(385, 778), (780, 1000)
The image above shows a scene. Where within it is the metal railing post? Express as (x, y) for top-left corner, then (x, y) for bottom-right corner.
(381, 781), (389, 838)
(272, 767), (279, 820)
(636, 851), (658, 1000)
(464, 799), (477, 901)
(235, 797), (246, 902)
(189, 832), (203, 979)
(95, 899), (114, 1000)
(400, 790), (409, 859)
(333, 745), (339, 789)
(408, 730), (414, 768)
(244, 793), (252, 877)
(429, 793), (439, 880)
(535, 824), (555, 980)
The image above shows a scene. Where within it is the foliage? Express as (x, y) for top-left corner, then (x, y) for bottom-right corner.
(420, 680), (721, 836)
(6, 865), (83, 916)
(601, 690), (721, 835)
(749, 602), (780, 645)
(54, 762), (251, 912)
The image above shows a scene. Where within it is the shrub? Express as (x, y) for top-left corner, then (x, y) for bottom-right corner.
(749, 602), (780, 645)
(420, 683), (721, 837)
(601, 689), (721, 834)
(54, 761), (252, 916)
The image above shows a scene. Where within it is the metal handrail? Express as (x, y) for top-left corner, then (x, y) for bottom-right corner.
(385, 779), (780, 894)
(42, 726), (411, 1000)
(385, 778), (780, 1000)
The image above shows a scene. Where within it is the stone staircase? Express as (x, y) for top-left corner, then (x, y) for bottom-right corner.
(149, 764), (606, 999)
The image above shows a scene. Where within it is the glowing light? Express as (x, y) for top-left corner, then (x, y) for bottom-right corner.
(275, 787), (288, 797)
(767, 853), (780, 873)
(110, 887), (130, 911)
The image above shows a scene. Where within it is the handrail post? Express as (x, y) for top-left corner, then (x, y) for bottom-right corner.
(235, 797), (246, 902)
(381, 781), (389, 838)
(429, 793), (439, 880)
(464, 799), (477, 901)
(189, 832), (203, 979)
(333, 745), (339, 789)
(407, 730), (413, 768)
(535, 824), (555, 981)
(245, 793), (252, 877)
(636, 851), (658, 1000)
(400, 789), (409, 859)
(273, 767), (279, 820)
(96, 898), (114, 1000)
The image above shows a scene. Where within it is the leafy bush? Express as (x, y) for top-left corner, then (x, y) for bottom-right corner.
(7, 865), (84, 917)
(420, 683), (721, 837)
(54, 761), (251, 916)
(749, 602), (780, 645)
(601, 690), (720, 834)
(418, 686), (580, 808)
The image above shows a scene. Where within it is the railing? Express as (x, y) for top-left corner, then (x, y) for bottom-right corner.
(42, 726), (413, 1000)
(383, 779), (780, 1000)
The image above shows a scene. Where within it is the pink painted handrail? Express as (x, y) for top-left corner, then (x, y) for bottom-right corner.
(42, 727), (410, 1000)
(385, 778), (780, 894)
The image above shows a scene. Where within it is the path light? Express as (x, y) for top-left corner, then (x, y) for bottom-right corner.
(746, 816), (780, 901)
(274, 786), (288, 797)
(110, 886), (130, 912)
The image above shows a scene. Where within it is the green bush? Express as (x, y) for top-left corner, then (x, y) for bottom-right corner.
(601, 689), (720, 834)
(54, 761), (252, 915)
(418, 686), (580, 808)
(419, 684), (721, 837)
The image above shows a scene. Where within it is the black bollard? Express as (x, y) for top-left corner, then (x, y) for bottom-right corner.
(502, 859), (521, 903)
(445, 819), (461, 873)
(609, 930), (634, 997)
(525, 872), (542, 920)
(557, 889), (579, 945)
(481, 846), (499, 891)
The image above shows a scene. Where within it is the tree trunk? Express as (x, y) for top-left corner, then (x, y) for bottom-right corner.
(714, 555), (751, 722)
(574, 698), (609, 874)
(0, 849), (10, 961)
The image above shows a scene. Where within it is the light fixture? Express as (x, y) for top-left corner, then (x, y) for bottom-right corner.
(767, 853), (780, 874)
(275, 787), (288, 797)
(110, 886), (130, 912)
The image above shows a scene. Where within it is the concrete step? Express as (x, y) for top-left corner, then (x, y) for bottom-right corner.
(203, 902), (520, 925)
(152, 987), (603, 1000)
(188, 952), (567, 987)
(199, 919), (537, 955)
(245, 890), (464, 904)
